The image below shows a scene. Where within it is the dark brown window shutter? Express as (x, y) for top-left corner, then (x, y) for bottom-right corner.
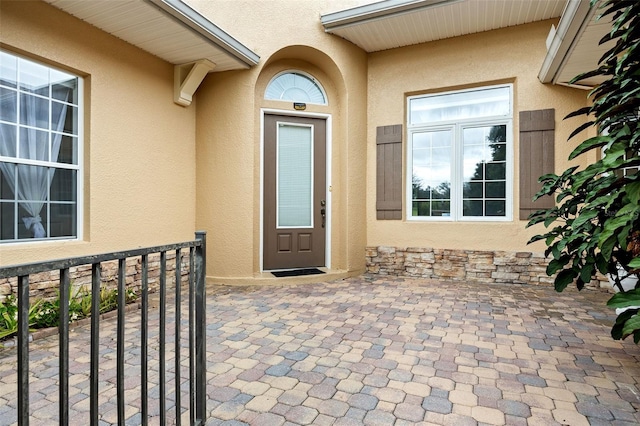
(519, 109), (555, 220)
(376, 125), (403, 220)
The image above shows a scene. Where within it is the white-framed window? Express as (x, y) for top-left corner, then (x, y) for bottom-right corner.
(407, 84), (513, 221)
(265, 71), (327, 105)
(0, 50), (82, 243)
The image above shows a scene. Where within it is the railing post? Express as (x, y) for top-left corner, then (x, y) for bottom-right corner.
(17, 275), (30, 426)
(117, 258), (126, 425)
(140, 255), (149, 426)
(59, 269), (70, 426)
(90, 263), (101, 426)
(160, 252), (167, 426)
(194, 231), (207, 424)
(174, 249), (182, 426)
(188, 246), (196, 426)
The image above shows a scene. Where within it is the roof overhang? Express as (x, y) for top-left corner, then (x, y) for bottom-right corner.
(322, 0), (613, 90)
(538, 0), (613, 89)
(321, 0), (566, 53)
(43, 0), (259, 106)
(43, 0), (259, 71)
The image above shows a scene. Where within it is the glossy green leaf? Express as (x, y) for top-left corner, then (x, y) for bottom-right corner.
(554, 269), (578, 292)
(572, 209), (599, 228)
(547, 257), (569, 275)
(611, 308), (637, 340)
(608, 289), (640, 308)
(579, 263), (595, 284)
(622, 314), (640, 340)
(569, 120), (599, 140)
(599, 234), (617, 262)
(626, 182), (640, 205)
(568, 136), (610, 160)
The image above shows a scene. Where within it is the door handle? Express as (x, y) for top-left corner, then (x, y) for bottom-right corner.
(320, 199), (326, 228)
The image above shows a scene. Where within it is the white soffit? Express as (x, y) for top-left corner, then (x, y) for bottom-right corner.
(321, 0), (566, 53)
(43, 0), (259, 71)
(539, 0), (614, 88)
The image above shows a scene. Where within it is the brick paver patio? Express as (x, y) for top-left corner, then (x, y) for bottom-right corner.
(1, 275), (640, 425)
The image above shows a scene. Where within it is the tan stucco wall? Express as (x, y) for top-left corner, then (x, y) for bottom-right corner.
(0, 1), (196, 267)
(366, 20), (592, 254)
(1, 1), (597, 282)
(190, 1), (368, 282)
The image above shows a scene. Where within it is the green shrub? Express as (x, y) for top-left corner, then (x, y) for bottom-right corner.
(527, 0), (640, 342)
(0, 285), (139, 340)
(0, 295), (43, 339)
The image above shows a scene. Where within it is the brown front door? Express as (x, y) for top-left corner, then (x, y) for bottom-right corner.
(264, 114), (326, 270)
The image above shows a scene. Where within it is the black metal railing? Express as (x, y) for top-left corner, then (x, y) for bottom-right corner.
(0, 231), (207, 425)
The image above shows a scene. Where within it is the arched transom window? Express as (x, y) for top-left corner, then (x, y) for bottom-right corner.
(265, 71), (327, 105)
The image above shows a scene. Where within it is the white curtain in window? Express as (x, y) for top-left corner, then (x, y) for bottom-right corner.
(0, 90), (69, 238)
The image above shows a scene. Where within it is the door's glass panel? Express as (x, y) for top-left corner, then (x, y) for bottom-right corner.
(277, 123), (312, 227)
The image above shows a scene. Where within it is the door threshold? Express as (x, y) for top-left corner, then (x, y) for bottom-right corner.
(270, 268), (325, 278)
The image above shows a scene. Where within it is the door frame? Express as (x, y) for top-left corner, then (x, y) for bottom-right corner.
(260, 108), (332, 272)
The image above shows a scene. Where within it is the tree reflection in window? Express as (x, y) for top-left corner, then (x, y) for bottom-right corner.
(412, 174), (451, 217)
(462, 125), (507, 216)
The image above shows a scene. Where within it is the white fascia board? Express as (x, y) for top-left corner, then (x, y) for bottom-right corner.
(145, 0), (259, 67)
(321, 0), (463, 31)
(538, 0), (595, 84)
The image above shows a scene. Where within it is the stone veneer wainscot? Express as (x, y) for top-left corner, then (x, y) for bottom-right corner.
(365, 246), (610, 290)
